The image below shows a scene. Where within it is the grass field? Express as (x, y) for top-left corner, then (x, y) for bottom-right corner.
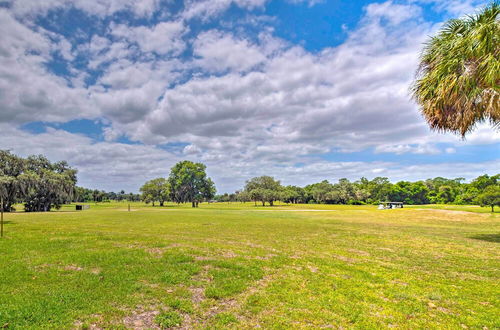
(0, 202), (498, 329)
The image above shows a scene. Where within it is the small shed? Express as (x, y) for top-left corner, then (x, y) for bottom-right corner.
(76, 204), (90, 211)
(378, 202), (403, 210)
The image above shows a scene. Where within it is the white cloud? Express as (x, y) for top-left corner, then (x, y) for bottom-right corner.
(193, 30), (267, 73)
(181, 0), (267, 21)
(0, 0), (497, 193)
(0, 9), (96, 123)
(375, 144), (441, 155)
(286, 0), (325, 7)
(111, 21), (187, 55)
(365, 1), (422, 25)
(5, 0), (161, 18)
(0, 124), (497, 193)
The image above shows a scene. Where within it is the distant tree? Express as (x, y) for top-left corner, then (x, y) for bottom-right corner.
(236, 191), (251, 203)
(412, 2), (500, 136)
(0, 150), (25, 212)
(437, 185), (455, 204)
(368, 177), (393, 203)
(470, 174), (499, 191)
(305, 180), (333, 204)
(475, 185), (500, 212)
(281, 186), (304, 204)
(17, 155), (77, 212)
(455, 186), (480, 204)
(336, 178), (356, 204)
(140, 178), (170, 206)
(74, 187), (93, 202)
(245, 176), (282, 206)
(388, 181), (430, 205)
(107, 191), (117, 200)
(168, 161), (216, 207)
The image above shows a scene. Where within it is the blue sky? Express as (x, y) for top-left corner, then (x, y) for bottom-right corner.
(0, 0), (498, 193)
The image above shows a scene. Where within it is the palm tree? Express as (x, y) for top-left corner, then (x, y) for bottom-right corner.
(412, 2), (499, 136)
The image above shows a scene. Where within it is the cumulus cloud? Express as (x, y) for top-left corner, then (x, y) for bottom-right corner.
(4, 0), (161, 18)
(0, 0), (497, 192)
(193, 30), (267, 72)
(111, 21), (187, 55)
(0, 124), (496, 193)
(0, 9), (96, 123)
(181, 0), (267, 21)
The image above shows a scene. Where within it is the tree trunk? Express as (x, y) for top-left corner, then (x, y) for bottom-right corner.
(269, 200), (274, 206)
(160, 201), (164, 206)
(195, 201), (199, 207)
(261, 201), (265, 206)
(192, 201), (196, 208)
(492, 205), (494, 212)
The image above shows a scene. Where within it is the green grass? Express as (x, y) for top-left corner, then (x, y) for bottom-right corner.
(0, 202), (498, 328)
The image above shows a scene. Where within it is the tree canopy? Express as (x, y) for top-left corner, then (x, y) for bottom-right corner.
(0, 150), (77, 212)
(475, 185), (500, 212)
(140, 178), (170, 206)
(168, 161), (216, 207)
(245, 176), (282, 206)
(412, 2), (499, 136)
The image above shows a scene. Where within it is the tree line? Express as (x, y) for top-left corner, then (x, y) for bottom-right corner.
(0, 150), (77, 212)
(74, 187), (141, 203)
(214, 174), (500, 211)
(1, 149), (498, 212)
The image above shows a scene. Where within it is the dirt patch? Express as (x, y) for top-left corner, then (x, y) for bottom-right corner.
(122, 308), (160, 329)
(64, 265), (84, 271)
(252, 209), (337, 212)
(391, 280), (408, 286)
(189, 287), (205, 304)
(334, 255), (356, 263)
(90, 268), (101, 275)
(307, 266), (318, 273)
(147, 248), (166, 256)
(348, 249), (370, 256)
(250, 253), (278, 260)
(194, 256), (214, 261)
(413, 209), (482, 216)
(222, 251), (237, 258)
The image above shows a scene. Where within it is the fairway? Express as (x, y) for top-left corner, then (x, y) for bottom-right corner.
(0, 203), (498, 329)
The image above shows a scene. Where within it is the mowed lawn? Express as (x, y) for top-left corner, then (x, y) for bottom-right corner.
(0, 203), (498, 329)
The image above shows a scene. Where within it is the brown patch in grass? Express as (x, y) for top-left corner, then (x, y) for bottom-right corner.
(194, 256), (213, 261)
(413, 209), (486, 217)
(90, 268), (101, 275)
(348, 249), (370, 256)
(122, 308), (160, 329)
(222, 251), (237, 258)
(147, 248), (166, 256)
(189, 287), (205, 304)
(391, 280), (408, 286)
(307, 266), (318, 273)
(334, 255), (356, 263)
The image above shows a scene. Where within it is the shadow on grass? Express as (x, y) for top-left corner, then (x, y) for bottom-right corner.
(469, 233), (500, 243)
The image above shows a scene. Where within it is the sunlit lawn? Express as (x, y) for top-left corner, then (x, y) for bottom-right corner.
(0, 202), (498, 329)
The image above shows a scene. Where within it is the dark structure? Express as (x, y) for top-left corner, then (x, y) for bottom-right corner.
(76, 205), (90, 211)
